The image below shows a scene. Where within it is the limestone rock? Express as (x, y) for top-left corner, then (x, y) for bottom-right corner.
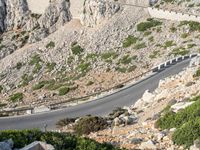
(0, 0), (6, 33)
(80, 0), (120, 27)
(142, 90), (155, 103)
(39, 0), (71, 33)
(190, 139), (200, 150)
(139, 140), (157, 150)
(5, 0), (30, 31)
(171, 101), (195, 113)
(0, 139), (13, 150)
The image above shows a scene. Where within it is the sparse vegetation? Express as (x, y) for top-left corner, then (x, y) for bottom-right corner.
(122, 36), (138, 48)
(137, 18), (162, 32)
(46, 41), (55, 49)
(71, 43), (84, 55)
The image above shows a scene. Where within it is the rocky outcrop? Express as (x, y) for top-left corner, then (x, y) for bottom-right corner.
(0, 0), (6, 33)
(80, 0), (121, 27)
(39, 0), (71, 33)
(5, 0), (30, 31)
(0, 0), (71, 33)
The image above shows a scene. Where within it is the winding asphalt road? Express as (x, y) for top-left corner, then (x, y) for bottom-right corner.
(0, 59), (191, 130)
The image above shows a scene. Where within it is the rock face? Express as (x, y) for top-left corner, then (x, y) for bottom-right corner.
(80, 0), (121, 27)
(5, 0), (30, 31)
(0, 0), (71, 33)
(0, 0), (6, 33)
(39, 0), (71, 33)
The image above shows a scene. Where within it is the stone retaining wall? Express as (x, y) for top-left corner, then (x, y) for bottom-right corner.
(148, 7), (200, 22)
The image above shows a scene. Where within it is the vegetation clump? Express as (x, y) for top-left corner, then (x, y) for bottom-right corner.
(71, 42), (84, 55)
(0, 129), (122, 150)
(156, 96), (200, 147)
(46, 41), (55, 49)
(58, 86), (70, 96)
(137, 18), (162, 31)
(9, 93), (23, 102)
(122, 35), (138, 48)
(74, 116), (108, 135)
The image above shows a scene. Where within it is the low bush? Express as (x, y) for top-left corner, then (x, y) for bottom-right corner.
(46, 41), (55, 49)
(122, 35), (138, 48)
(0, 129), (123, 150)
(137, 19), (162, 31)
(71, 44), (84, 55)
(194, 68), (200, 77)
(172, 118), (200, 148)
(58, 86), (70, 96)
(0, 85), (3, 93)
(74, 116), (108, 135)
(9, 93), (23, 102)
(32, 80), (51, 90)
(179, 21), (200, 32)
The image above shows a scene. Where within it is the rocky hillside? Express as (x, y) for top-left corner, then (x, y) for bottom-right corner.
(0, 0), (200, 112)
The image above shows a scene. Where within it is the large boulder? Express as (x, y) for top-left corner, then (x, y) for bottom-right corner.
(0, 139), (13, 150)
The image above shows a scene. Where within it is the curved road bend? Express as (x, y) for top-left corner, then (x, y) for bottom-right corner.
(0, 59), (191, 130)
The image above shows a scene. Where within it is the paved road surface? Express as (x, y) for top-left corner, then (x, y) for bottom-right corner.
(0, 59), (190, 130)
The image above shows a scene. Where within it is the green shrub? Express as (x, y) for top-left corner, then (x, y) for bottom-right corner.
(77, 63), (90, 73)
(29, 54), (42, 65)
(101, 52), (118, 60)
(122, 35), (138, 48)
(74, 116), (108, 135)
(46, 41), (55, 49)
(32, 81), (50, 90)
(119, 55), (132, 64)
(164, 41), (175, 48)
(172, 118), (200, 148)
(179, 21), (200, 32)
(87, 81), (94, 86)
(170, 47), (189, 56)
(149, 50), (160, 59)
(0, 129), (122, 150)
(137, 19), (162, 31)
(134, 42), (146, 49)
(156, 98), (200, 130)
(0, 85), (3, 93)
(16, 62), (23, 70)
(194, 68), (200, 77)
(58, 86), (70, 96)
(71, 44), (84, 55)
(46, 62), (56, 72)
(20, 74), (33, 87)
(9, 93), (23, 102)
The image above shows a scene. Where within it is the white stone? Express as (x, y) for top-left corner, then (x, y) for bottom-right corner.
(33, 105), (50, 113)
(171, 102), (195, 113)
(142, 90), (155, 103)
(139, 140), (157, 150)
